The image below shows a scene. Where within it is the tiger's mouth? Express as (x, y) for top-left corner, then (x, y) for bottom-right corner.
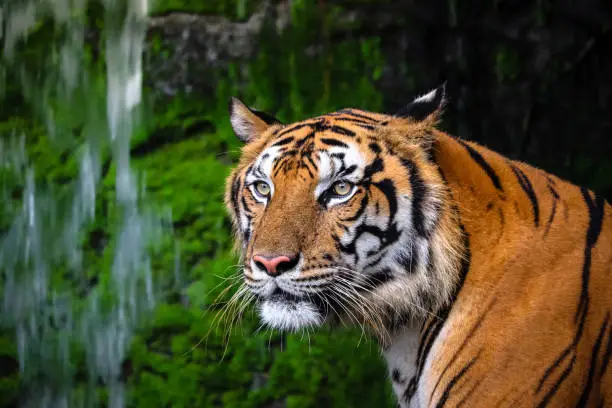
(258, 288), (326, 331)
(249, 265), (389, 332)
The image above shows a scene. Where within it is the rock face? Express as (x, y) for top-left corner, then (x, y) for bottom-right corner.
(146, 3), (289, 96)
(146, 1), (612, 198)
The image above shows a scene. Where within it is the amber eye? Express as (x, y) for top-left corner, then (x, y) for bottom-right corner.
(331, 180), (353, 196)
(254, 181), (271, 197)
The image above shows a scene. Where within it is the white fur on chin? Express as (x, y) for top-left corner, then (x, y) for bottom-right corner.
(259, 299), (323, 331)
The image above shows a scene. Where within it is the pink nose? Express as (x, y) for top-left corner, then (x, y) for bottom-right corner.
(252, 254), (298, 276)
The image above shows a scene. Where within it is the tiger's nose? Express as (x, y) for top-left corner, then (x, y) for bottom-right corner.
(252, 254), (299, 276)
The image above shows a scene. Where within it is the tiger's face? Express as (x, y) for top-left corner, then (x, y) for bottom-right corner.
(225, 86), (462, 338)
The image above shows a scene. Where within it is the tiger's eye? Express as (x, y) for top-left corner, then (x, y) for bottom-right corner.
(332, 181), (352, 196)
(255, 181), (271, 197)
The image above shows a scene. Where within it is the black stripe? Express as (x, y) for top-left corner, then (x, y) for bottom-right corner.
(302, 163), (314, 178)
(537, 355), (577, 408)
(363, 251), (386, 269)
(240, 200), (252, 242)
(340, 193), (369, 222)
(368, 142), (382, 154)
(250, 162), (266, 179)
(230, 175), (241, 218)
(272, 136), (294, 146)
(392, 368), (405, 384)
(272, 157), (290, 177)
(364, 268), (394, 287)
(458, 140), (504, 192)
(320, 138), (348, 148)
(403, 378), (417, 402)
(395, 246), (419, 274)
(338, 164), (358, 178)
(345, 122), (376, 130)
(240, 195), (253, 215)
(338, 222), (400, 259)
(333, 232), (352, 255)
(332, 117), (373, 125)
(455, 225), (471, 295)
(497, 208), (505, 229)
(419, 314), (438, 341)
(537, 188), (605, 406)
(294, 132), (315, 148)
(544, 179), (559, 236)
(600, 320), (612, 376)
(576, 314), (610, 407)
(434, 352), (480, 408)
(333, 117), (376, 128)
(400, 158), (428, 237)
(337, 109), (379, 122)
(404, 317), (444, 401)
(510, 164), (540, 227)
(537, 336), (578, 393)
(363, 158), (384, 180)
(583, 189), (606, 250)
(276, 122), (313, 137)
(325, 125), (356, 137)
(304, 154), (318, 173)
(415, 317), (444, 370)
(576, 188), (605, 322)
(373, 179), (398, 220)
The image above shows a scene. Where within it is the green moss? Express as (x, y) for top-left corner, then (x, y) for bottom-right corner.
(1, 1), (395, 406)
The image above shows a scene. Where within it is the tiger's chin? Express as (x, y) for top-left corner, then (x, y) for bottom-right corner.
(258, 292), (324, 331)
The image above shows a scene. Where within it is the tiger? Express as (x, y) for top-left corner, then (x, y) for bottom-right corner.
(224, 84), (612, 407)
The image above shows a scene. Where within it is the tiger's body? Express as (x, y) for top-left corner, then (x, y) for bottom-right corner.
(224, 86), (612, 407)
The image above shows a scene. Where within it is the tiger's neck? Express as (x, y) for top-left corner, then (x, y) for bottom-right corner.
(423, 130), (533, 326)
(432, 130), (529, 290)
(383, 130), (538, 407)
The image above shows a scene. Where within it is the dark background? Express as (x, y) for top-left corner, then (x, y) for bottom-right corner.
(146, 0), (612, 198)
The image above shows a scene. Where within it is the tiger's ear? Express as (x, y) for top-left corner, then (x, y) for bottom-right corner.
(228, 97), (282, 143)
(395, 83), (447, 121)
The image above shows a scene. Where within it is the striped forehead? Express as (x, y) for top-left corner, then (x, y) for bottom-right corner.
(316, 139), (365, 181)
(243, 110), (385, 182)
(249, 131), (367, 182)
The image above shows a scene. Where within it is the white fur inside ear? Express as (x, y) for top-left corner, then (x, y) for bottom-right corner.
(230, 114), (254, 142)
(413, 88), (438, 104)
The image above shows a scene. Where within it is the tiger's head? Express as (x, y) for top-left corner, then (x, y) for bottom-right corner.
(225, 86), (464, 342)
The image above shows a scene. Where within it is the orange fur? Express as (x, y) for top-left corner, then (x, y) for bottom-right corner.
(426, 132), (612, 407)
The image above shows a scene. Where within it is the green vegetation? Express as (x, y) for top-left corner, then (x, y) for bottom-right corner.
(0, 1), (393, 407)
